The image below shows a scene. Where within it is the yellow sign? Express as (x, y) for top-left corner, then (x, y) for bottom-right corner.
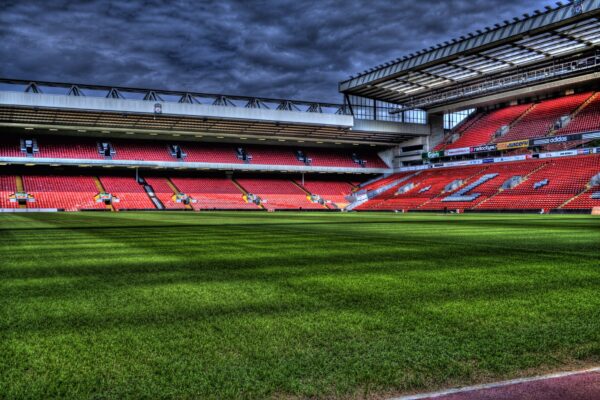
(497, 139), (530, 151)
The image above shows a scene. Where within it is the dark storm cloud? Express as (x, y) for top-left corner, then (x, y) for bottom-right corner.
(0, 0), (550, 103)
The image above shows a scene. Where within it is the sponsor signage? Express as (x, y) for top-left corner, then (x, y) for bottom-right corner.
(398, 147), (596, 173)
(446, 147), (471, 156)
(497, 139), (530, 151)
(423, 150), (444, 160)
(532, 135), (574, 146)
(471, 144), (497, 153)
(583, 131), (600, 140)
(539, 150), (578, 159)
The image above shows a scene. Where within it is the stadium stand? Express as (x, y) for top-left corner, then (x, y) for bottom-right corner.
(556, 93), (600, 135)
(236, 178), (324, 210)
(358, 166), (486, 210)
(358, 154), (600, 212)
(0, 135), (387, 168)
(169, 177), (258, 210)
(498, 93), (593, 142)
(110, 140), (177, 162)
(245, 146), (302, 166)
(0, 176), (18, 208)
(478, 155), (600, 211)
(36, 137), (102, 159)
(444, 104), (531, 149)
(298, 179), (355, 209)
(22, 175), (104, 211)
(143, 177), (187, 210)
(441, 92), (600, 150)
(99, 176), (156, 210)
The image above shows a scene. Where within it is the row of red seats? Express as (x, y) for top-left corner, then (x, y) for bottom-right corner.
(443, 92), (597, 150)
(298, 180), (355, 208)
(22, 176), (103, 211)
(499, 92), (593, 142)
(99, 176), (155, 210)
(236, 178), (324, 210)
(556, 93), (600, 135)
(445, 104), (531, 149)
(144, 177), (187, 209)
(0, 176), (18, 208)
(0, 136), (386, 168)
(170, 177), (258, 210)
(359, 154), (600, 211)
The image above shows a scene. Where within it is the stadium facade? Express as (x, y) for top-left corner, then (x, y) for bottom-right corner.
(1, 0), (599, 213)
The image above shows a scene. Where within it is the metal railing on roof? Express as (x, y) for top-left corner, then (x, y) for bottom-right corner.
(401, 53), (600, 109)
(0, 78), (351, 116)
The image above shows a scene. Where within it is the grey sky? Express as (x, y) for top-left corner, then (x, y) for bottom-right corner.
(0, 0), (550, 103)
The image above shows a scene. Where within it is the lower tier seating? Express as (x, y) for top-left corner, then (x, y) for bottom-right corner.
(299, 180), (355, 208)
(0, 176), (19, 209)
(23, 175), (105, 211)
(170, 177), (258, 210)
(359, 154), (600, 211)
(144, 177), (187, 210)
(100, 176), (156, 210)
(2, 156), (598, 212)
(236, 178), (324, 210)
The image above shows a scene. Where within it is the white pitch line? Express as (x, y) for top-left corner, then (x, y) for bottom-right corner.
(389, 367), (600, 400)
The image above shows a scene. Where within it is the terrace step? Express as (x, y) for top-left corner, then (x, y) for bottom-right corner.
(94, 177), (115, 211)
(15, 176), (27, 208)
(559, 186), (593, 209)
(165, 178), (193, 210)
(231, 178), (264, 209)
(546, 92), (599, 137)
(291, 180), (329, 209)
(139, 179), (165, 210)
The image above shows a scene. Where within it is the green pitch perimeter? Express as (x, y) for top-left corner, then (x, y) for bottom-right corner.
(1, 212), (599, 399)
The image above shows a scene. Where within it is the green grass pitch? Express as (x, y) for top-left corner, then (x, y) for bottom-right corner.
(1, 212), (599, 399)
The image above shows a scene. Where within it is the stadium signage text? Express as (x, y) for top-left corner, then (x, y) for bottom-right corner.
(497, 140), (530, 151)
(423, 150), (444, 160)
(445, 147), (471, 156)
(471, 144), (497, 153)
(532, 135), (573, 146)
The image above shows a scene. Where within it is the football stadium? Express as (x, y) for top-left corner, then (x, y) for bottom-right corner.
(1, 1), (600, 399)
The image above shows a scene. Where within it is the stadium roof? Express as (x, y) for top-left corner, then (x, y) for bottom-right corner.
(0, 79), (429, 146)
(339, 0), (600, 109)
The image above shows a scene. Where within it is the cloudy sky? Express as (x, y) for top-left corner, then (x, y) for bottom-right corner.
(0, 0), (550, 103)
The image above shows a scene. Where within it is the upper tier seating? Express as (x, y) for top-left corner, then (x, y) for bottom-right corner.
(246, 146), (301, 166)
(0, 176), (18, 208)
(180, 143), (243, 164)
(236, 178), (324, 210)
(23, 175), (104, 211)
(556, 93), (600, 135)
(445, 104), (531, 149)
(305, 148), (387, 168)
(144, 177), (187, 209)
(0, 136), (387, 169)
(100, 176), (155, 210)
(110, 140), (176, 162)
(169, 177), (257, 210)
(36, 137), (102, 159)
(499, 93), (593, 142)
